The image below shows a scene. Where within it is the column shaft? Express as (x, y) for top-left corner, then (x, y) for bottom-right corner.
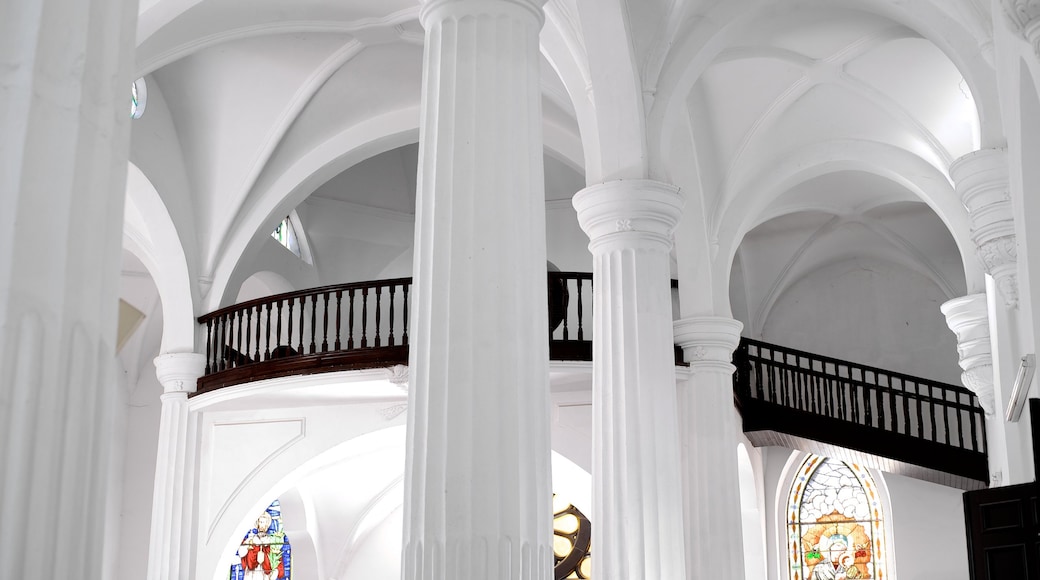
(673, 317), (745, 580)
(0, 0), (137, 578)
(574, 180), (686, 580)
(146, 353), (206, 580)
(403, 1), (552, 578)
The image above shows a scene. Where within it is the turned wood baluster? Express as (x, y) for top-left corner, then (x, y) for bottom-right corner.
(335, 290), (343, 351)
(265, 303), (273, 360)
(942, 388), (952, 445)
(576, 278), (584, 341)
(347, 288), (355, 350)
(245, 308), (252, 365)
(309, 293), (318, 354)
(361, 287), (369, 348)
(969, 402), (979, 451)
(322, 291), (330, 352)
(402, 283), (409, 345)
(275, 299), (284, 358)
(254, 305), (262, 362)
(287, 299), (295, 356)
(216, 314), (225, 371)
(388, 284), (396, 346)
(297, 295), (305, 355)
(205, 319), (213, 374)
(902, 381), (912, 436)
(374, 285), (382, 348)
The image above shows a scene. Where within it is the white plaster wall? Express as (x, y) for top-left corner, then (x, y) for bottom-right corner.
(884, 472), (969, 580)
(759, 258), (962, 385)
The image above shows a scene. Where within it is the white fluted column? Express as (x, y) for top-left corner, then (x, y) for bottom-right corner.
(146, 353), (206, 580)
(402, 1), (552, 578)
(573, 180), (686, 580)
(0, 1), (136, 578)
(950, 148), (1019, 308)
(672, 317), (745, 580)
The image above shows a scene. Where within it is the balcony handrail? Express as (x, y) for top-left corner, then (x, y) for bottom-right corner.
(736, 338), (987, 456)
(198, 276), (413, 324)
(740, 337), (980, 402)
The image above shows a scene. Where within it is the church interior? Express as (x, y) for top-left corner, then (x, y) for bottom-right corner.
(6, 0), (1040, 578)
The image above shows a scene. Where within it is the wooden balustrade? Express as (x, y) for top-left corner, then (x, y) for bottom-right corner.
(197, 278), (411, 394)
(734, 338), (989, 485)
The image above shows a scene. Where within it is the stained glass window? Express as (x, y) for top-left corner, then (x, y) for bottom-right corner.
(553, 495), (591, 579)
(787, 455), (887, 580)
(271, 216), (301, 258)
(229, 499), (292, 580)
(131, 78), (146, 119)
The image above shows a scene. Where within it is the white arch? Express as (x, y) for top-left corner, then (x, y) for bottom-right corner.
(124, 162), (197, 353)
(207, 104), (585, 311)
(710, 140), (982, 315)
(646, 0), (1002, 180)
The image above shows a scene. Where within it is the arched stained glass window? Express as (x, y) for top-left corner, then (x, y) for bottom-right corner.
(787, 455), (887, 580)
(553, 495), (591, 579)
(230, 499), (292, 580)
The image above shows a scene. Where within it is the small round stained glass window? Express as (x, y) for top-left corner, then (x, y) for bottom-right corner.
(131, 77), (147, 119)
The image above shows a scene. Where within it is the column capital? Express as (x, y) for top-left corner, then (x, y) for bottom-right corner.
(673, 317), (743, 373)
(573, 179), (684, 247)
(1002, 0), (1040, 55)
(940, 294), (996, 415)
(949, 148), (1019, 309)
(154, 352), (206, 395)
(421, 0), (548, 26)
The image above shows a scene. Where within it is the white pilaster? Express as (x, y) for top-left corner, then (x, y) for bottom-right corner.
(573, 180), (687, 580)
(950, 148), (1019, 308)
(0, 0), (137, 578)
(146, 353), (206, 580)
(673, 317), (746, 580)
(402, 1), (552, 578)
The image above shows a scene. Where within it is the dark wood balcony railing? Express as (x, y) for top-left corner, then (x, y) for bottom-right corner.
(198, 277), (412, 394)
(734, 338), (989, 486)
(199, 272), (675, 394)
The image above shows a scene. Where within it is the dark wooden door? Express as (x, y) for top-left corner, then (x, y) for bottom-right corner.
(964, 483), (1039, 579)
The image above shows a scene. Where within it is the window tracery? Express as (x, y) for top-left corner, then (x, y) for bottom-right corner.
(787, 455), (887, 580)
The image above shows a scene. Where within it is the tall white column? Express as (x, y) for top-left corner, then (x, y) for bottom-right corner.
(573, 180), (686, 580)
(402, 1), (552, 578)
(147, 353), (206, 580)
(672, 317), (745, 580)
(0, 0), (137, 578)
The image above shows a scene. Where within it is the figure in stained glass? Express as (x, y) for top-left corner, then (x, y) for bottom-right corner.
(229, 500), (291, 580)
(787, 456), (885, 580)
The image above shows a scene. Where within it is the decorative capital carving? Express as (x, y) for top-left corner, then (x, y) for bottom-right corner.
(154, 352), (207, 395)
(573, 180), (684, 250)
(950, 149), (1019, 308)
(941, 294), (996, 414)
(673, 317), (743, 373)
(1002, 0), (1040, 55)
(385, 364), (409, 391)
